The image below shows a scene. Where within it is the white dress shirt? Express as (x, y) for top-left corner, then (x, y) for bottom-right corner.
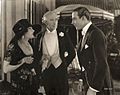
(81, 21), (92, 50)
(42, 29), (62, 69)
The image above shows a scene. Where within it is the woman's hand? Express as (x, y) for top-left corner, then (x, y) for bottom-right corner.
(22, 56), (34, 64)
(41, 54), (50, 72)
(3, 57), (34, 73)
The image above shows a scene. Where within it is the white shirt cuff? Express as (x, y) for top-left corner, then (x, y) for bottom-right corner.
(89, 87), (99, 92)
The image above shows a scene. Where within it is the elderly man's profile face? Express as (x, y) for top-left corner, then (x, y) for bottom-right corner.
(42, 12), (59, 31)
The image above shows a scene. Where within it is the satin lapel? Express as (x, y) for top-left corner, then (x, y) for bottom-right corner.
(57, 31), (66, 58)
(81, 31), (90, 51)
(81, 25), (93, 51)
(39, 31), (45, 51)
(57, 31), (62, 53)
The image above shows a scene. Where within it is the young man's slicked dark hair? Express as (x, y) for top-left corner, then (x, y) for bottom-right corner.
(73, 7), (91, 21)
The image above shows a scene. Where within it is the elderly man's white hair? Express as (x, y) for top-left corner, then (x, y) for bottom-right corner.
(42, 11), (59, 20)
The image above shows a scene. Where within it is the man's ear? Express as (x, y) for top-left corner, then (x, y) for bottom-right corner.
(82, 16), (88, 22)
(81, 16), (86, 20)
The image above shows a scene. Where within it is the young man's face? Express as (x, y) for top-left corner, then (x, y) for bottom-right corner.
(72, 11), (85, 30)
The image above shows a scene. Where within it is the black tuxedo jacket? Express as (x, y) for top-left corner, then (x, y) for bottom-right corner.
(77, 24), (113, 92)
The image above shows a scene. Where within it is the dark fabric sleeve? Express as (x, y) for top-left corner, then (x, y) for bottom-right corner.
(29, 37), (42, 75)
(91, 30), (108, 91)
(65, 31), (76, 66)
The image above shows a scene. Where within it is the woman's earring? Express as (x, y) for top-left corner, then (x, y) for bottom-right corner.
(22, 35), (25, 39)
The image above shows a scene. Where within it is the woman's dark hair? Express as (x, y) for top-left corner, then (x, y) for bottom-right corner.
(12, 19), (32, 40)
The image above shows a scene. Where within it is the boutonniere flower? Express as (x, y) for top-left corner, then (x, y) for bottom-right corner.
(85, 44), (89, 49)
(59, 32), (64, 37)
(64, 51), (68, 57)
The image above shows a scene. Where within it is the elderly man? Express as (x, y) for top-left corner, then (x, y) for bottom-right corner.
(37, 11), (75, 95)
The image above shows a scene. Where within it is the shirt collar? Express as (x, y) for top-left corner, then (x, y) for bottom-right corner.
(82, 21), (92, 36)
(46, 28), (56, 33)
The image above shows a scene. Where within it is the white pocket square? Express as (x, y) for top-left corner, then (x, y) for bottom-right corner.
(64, 51), (68, 57)
(85, 44), (89, 49)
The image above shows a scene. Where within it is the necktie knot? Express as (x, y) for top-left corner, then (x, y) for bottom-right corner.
(78, 29), (83, 39)
(76, 29), (83, 51)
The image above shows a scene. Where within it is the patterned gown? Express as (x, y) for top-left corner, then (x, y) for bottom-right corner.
(4, 41), (39, 95)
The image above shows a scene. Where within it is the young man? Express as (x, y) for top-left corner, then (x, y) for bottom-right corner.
(72, 7), (113, 95)
(38, 11), (75, 95)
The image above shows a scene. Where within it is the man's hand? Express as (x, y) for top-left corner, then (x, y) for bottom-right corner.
(87, 88), (97, 95)
(22, 56), (34, 64)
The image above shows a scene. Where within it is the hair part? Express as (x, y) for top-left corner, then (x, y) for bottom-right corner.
(73, 7), (91, 20)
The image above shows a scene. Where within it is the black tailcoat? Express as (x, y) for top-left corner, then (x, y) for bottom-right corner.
(77, 24), (113, 95)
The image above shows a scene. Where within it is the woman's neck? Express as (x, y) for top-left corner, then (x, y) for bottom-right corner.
(20, 38), (29, 44)
(18, 38), (33, 55)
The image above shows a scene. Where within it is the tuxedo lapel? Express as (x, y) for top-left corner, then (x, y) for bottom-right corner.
(39, 31), (45, 51)
(81, 25), (92, 51)
(57, 31), (63, 57)
(81, 30), (90, 51)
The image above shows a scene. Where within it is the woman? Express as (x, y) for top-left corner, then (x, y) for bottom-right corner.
(3, 19), (40, 95)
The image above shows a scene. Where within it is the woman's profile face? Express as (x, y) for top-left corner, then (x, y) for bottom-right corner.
(24, 27), (35, 39)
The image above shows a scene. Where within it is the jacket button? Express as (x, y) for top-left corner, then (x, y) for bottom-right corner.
(64, 51), (68, 57)
(88, 61), (91, 64)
